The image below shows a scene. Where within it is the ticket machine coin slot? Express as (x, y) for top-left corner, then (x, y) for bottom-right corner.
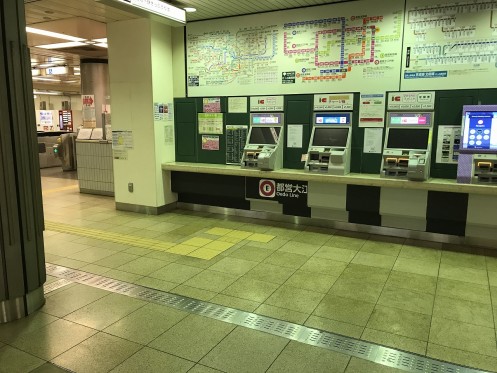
(477, 162), (492, 170)
(310, 153), (319, 161)
(398, 158), (409, 167)
(321, 155), (330, 163)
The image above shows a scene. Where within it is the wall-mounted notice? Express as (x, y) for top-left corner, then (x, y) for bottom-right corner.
(250, 96), (284, 112)
(287, 125), (303, 148)
(363, 128), (383, 153)
(201, 135), (220, 150)
(154, 102), (170, 121)
(226, 125), (248, 164)
(387, 91), (435, 110)
(359, 93), (386, 127)
(112, 148), (128, 160)
(186, 1), (404, 96)
(313, 93), (354, 111)
(402, 0), (497, 90)
(203, 97), (221, 113)
(82, 94), (96, 128)
(198, 113), (223, 134)
(228, 97), (248, 113)
(164, 124), (174, 145)
(39, 110), (53, 125)
(436, 125), (461, 164)
(112, 130), (134, 149)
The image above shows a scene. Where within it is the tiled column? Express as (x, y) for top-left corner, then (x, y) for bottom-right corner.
(0, 1), (46, 322)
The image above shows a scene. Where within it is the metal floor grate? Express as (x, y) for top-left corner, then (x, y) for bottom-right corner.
(45, 263), (491, 373)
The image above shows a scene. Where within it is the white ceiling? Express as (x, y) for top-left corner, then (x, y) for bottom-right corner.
(25, 0), (353, 93)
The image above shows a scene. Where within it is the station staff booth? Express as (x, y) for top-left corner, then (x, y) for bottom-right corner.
(241, 113), (284, 171)
(305, 112), (352, 175)
(381, 111), (434, 181)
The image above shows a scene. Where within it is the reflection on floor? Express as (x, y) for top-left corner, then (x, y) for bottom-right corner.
(0, 167), (496, 373)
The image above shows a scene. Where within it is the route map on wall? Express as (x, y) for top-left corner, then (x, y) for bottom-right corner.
(402, 0), (497, 90)
(186, 1), (405, 96)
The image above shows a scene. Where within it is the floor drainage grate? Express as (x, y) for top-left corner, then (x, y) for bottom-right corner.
(45, 263), (490, 373)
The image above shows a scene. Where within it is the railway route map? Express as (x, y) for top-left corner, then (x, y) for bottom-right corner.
(402, 0), (497, 90)
(186, 1), (405, 96)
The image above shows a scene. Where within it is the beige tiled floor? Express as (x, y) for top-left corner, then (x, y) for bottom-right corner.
(1, 169), (497, 372)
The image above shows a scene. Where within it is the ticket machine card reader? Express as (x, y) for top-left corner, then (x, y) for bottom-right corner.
(305, 112), (352, 175)
(241, 114), (284, 171)
(381, 112), (433, 181)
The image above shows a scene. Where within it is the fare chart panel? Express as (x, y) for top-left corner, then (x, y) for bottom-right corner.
(186, 1), (405, 96)
(402, 0), (497, 90)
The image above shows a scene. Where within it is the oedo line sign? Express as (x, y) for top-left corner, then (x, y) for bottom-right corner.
(246, 177), (308, 203)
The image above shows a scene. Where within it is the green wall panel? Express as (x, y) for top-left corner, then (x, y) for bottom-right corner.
(284, 95), (313, 170)
(174, 98), (199, 162)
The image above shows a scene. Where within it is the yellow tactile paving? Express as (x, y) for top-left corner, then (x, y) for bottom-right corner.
(203, 241), (234, 251)
(225, 230), (253, 239)
(167, 244), (198, 255)
(216, 236), (244, 244)
(205, 227), (233, 236)
(181, 237), (213, 247)
(45, 222), (274, 261)
(246, 233), (274, 243)
(188, 248), (220, 260)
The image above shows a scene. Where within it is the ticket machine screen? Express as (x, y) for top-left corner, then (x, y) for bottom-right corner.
(462, 111), (497, 151)
(312, 128), (349, 147)
(248, 127), (281, 145)
(387, 128), (429, 150)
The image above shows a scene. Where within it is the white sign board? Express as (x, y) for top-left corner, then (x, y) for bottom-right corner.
(313, 93), (354, 111)
(387, 91), (435, 110)
(250, 96), (284, 112)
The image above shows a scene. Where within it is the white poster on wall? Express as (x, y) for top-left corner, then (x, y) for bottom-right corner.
(228, 97), (248, 113)
(363, 128), (383, 153)
(287, 125), (303, 148)
(402, 0), (497, 90)
(186, 0), (405, 96)
(359, 93), (386, 127)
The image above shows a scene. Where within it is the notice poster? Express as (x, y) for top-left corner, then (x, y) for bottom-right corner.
(287, 125), (303, 148)
(82, 94), (96, 128)
(112, 130), (134, 149)
(228, 97), (248, 113)
(203, 97), (221, 113)
(363, 128), (383, 153)
(198, 113), (223, 134)
(226, 125), (248, 164)
(359, 93), (386, 127)
(39, 110), (53, 125)
(436, 126), (461, 164)
(201, 135), (220, 150)
(154, 102), (169, 121)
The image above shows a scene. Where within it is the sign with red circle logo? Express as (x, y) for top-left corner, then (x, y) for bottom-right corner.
(259, 179), (275, 198)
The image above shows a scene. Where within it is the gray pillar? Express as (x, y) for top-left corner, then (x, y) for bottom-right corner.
(0, 1), (46, 323)
(80, 59), (110, 129)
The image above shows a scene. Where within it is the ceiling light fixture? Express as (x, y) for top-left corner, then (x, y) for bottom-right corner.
(94, 43), (108, 48)
(92, 38), (108, 43)
(33, 90), (63, 96)
(37, 41), (87, 49)
(26, 27), (85, 42)
(184, 7), (196, 12)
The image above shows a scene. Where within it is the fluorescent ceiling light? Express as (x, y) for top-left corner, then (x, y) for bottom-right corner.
(94, 43), (108, 48)
(38, 63), (56, 68)
(26, 27), (85, 42)
(92, 38), (107, 43)
(32, 76), (61, 82)
(74, 67), (80, 71)
(184, 7), (196, 12)
(37, 41), (87, 49)
(33, 90), (63, 95)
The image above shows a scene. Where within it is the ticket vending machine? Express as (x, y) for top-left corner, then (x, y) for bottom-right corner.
(241, 113), (284, 171)
(460, 106), (497, 183)
(305, 112), (352, 175)
(381, 112), (434, 181)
